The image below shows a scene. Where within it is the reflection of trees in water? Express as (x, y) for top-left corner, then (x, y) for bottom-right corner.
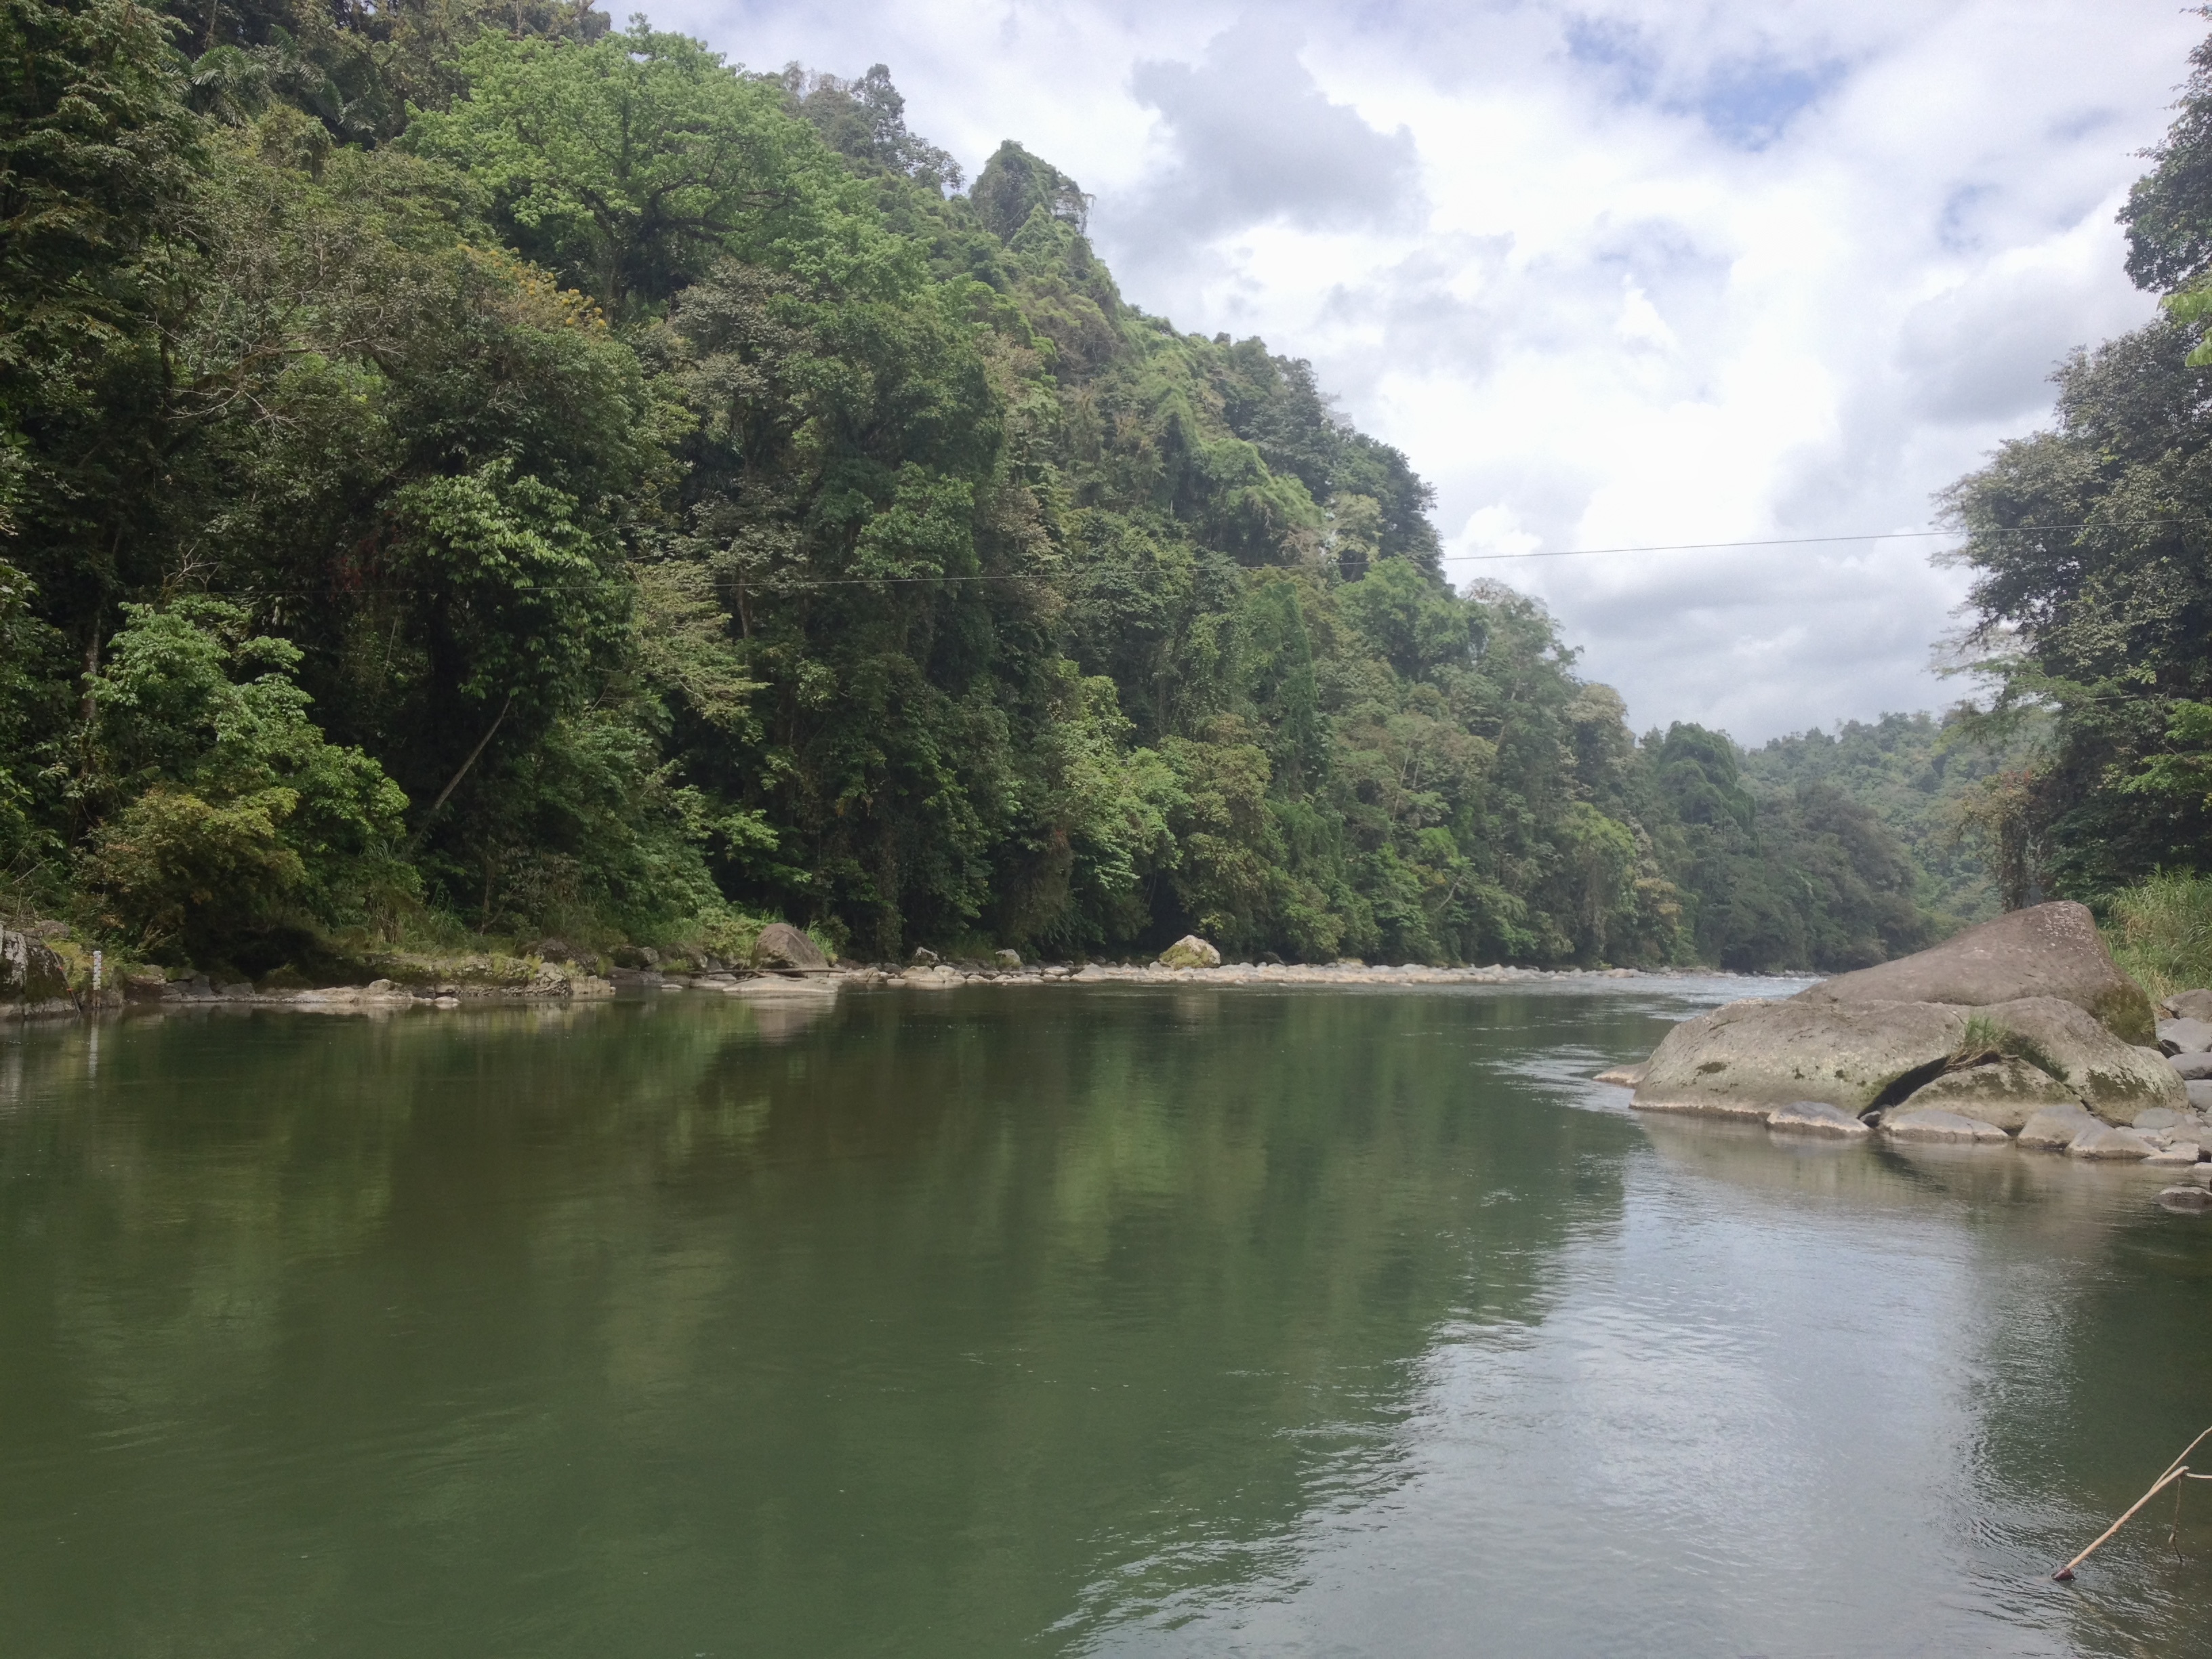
(0, 991), (1645, 1654)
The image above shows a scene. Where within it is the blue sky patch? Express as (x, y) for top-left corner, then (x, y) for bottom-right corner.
(1694, 56), (1846, 149)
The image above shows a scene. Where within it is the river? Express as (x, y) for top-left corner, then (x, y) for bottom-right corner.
(3, 979), (2209, 1656)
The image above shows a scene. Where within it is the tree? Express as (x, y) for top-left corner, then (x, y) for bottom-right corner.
(405, 22), (890, 314)
(2123, 8), (2212, 293)
(1938, 316), (2212, 893)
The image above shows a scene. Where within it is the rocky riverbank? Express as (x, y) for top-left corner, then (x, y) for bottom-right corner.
(3, 914), (1712, 1019)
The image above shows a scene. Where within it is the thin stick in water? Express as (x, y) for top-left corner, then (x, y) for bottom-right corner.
(2053, 1422), (2212, 1581)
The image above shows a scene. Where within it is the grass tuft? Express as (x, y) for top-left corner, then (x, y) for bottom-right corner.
(1954, 1012), (2068, 1080)
(2103, 872), (2212, 1001)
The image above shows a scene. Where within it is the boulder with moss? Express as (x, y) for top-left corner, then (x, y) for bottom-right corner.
(1965, 996), (2186, 1125)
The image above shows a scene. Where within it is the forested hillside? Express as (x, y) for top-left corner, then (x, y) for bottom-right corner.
(0, 0), (1942, 976)
(1742, 712), (2045, 926)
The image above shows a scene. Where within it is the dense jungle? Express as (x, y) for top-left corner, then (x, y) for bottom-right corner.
(13, 0), (2210, 983)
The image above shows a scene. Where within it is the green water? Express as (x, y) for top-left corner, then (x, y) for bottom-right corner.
(5, 983), (2212, 1656)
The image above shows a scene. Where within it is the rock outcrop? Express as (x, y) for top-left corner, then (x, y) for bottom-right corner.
(1632, 998), (1967, 1119)
(1790, 901), (2154, 1044)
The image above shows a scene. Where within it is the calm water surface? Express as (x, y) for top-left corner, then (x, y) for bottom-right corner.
(5, 981), (2212, 1656)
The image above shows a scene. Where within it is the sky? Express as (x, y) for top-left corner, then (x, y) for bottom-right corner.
(652, 0), (2196, 744)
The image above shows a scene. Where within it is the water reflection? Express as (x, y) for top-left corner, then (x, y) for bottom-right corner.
(1, 985), (2209, 1656)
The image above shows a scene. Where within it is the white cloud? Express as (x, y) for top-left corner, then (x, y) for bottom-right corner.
(654, 0), (2192, 742)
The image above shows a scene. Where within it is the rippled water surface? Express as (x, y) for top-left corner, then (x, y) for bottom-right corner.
(6, 981), (2212, 1656)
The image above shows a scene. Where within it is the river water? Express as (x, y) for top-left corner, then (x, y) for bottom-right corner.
(4, 980), (2211, 1656)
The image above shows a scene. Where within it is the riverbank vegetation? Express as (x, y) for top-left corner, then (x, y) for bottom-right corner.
(0, 0), (1965, 979)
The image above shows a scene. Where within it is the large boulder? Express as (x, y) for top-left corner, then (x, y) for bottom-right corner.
(1633, 998), (1967, 1120)
(752, 922), (827, 976)
(1790, 901), (2154, 1044)
(1971, 997), (2186, 1126)
(1158, 935), (1222, 970)
(1892, 1055), (2081, 1131)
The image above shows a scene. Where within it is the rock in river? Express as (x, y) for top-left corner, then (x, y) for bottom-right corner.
(1891, 1055), (2079, 1131)
(1790, 900), (2154, 1044)
(1883, 1107), (2010, 1144)
(2018, 1102), (2099, 1150)
(1766, 1099), (1872, 1137)
(1633, 998), (1967, 1120)
(2068, 1124), (2156, 1160)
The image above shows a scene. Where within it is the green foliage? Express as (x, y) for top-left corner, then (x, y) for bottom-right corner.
(75, 600), (412, 958)
(1742, 710), (2033, 922)
(1645, 722), (1930, 972)
(781, 64), (960, 193)
(405, 23), (895, 314)
(0, 559), (64, 882)
(2122, 699), (2212, 808)
(1938, 313), (2212, 897)
(2123, 7), (2212, 295)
